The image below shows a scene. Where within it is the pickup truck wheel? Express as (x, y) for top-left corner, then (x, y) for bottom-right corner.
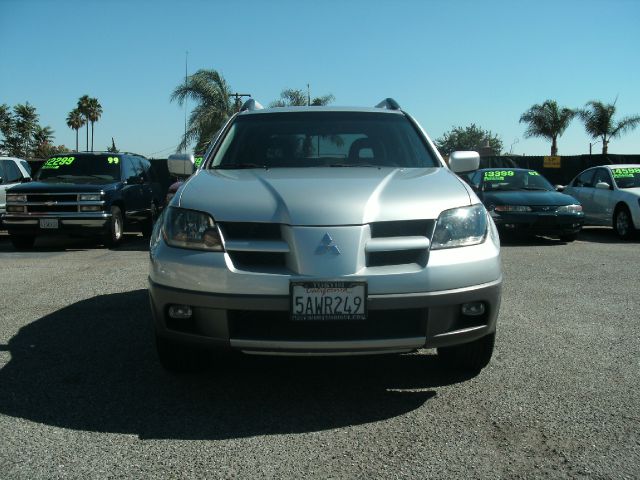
(10, 234), (36, 250)
(103, 206), (123, 247)
(141, 202), (158, 237)
(614, 206), (635, 240)
(437, 332), (495, 373)
(155, 335), (203, 373)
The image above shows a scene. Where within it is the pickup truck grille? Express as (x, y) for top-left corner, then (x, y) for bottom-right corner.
(9, 193), (105, 215)
(27, 205), (78, 213)
(26, 193), (78, 203)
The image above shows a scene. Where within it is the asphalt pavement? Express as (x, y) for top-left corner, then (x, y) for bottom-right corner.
(0, 228), (638, 479)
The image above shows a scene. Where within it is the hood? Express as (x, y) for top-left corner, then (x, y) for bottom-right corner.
(481, 190), (579, 207)
(8, 181), (120, 194)
(179, 167), (471, 225)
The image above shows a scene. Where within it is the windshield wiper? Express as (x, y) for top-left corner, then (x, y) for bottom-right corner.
(328, 163), (380, 168)
(213, 163), (269, 170)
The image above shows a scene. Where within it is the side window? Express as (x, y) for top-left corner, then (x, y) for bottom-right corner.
(137, 158), (151, 181)
(4, 160), (23, 183)
(574, 170), (595, 188)
(123, 157), (137, 181)
(20, 160), (32, 176)
(592, 168), (612, 186)
(0, 161), (6, 183)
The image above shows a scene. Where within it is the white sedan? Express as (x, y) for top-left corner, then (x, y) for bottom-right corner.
(564, 164), (640, 239)
(0, 156), (32, 226)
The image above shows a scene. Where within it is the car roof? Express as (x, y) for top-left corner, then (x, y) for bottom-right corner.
(602, 164), (640, 170)
(238, 106), (405, 116)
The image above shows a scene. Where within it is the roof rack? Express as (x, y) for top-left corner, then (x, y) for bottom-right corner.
(375, 98), (401, 110)
(240, 99), (264, 112)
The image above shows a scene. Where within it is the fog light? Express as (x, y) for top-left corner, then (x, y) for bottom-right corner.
(168, 304), (192, 319)
(7, 205), (25, 213)
(80, 205), (102, 212)
(461, 302), (485, 316)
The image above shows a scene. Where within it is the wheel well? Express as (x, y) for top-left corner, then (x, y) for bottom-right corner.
(111, 200), (125, 213)
(614, 202), (630, 214)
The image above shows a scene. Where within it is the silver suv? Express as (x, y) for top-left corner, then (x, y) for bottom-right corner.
(149, 99), (502, 373)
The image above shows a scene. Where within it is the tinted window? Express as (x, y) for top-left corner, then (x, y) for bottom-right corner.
(211, 112), (438, 168)
(574, 170), (595, 188)
(123, 157), (138, 180)
(592, 168), (612, 187)
(37, 154), (121, 183)
(3, 160), (23, 183)
(481, 169), (554, 191)
(20, 160), (32, 176)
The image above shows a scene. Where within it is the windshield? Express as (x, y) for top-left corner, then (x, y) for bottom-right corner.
(611, 167), (640, 189)
(210, 112), (438, 169)
(37, 154), (122, 183)
(481, 169), (554, 192)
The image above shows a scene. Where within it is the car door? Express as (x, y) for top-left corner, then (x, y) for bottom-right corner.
(566, 169), (597, 224)
(590, 168), (615, 225)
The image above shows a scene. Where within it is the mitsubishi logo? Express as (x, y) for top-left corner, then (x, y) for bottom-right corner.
(316, 233), (341, 255)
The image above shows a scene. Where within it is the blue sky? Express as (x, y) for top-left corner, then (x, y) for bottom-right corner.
(1, 0), (639, 158)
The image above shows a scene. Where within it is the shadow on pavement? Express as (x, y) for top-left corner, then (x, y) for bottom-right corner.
(576, 226), (640, 244)
(0, 290), (474, 440)
(0, 232), (149, 253)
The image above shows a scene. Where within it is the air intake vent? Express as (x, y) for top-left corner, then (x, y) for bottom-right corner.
(370, 220), (435, 238)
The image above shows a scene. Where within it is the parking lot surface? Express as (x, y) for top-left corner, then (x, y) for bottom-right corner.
(0, 229), (638, 479)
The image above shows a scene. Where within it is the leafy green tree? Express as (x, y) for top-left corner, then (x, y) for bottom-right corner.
(577, 100), (640, 155)
(13, 103), (39, 156)
(77, 94), (92, 151)
(66, 108), (85, 152)
(269, 88), (334, 107)
(86, 97), (103, 152)
(170, 69), (235, 153)
(436, 124), (503, 156)
(0, 103), (58, 158)
(519, 100), (575, 156)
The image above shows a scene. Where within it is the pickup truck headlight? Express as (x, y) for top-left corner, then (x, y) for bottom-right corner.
(7, 194), (27, 202)
(556, 204), (582, 214)
(162, 207), (223, 251)
(432, 204), (488, 250)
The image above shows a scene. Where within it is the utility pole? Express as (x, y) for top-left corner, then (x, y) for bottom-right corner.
(230, 93), (252, 112)
(184, 51), (188, 153)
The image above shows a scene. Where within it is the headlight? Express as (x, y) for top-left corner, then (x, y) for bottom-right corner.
(7, 194), (27, 202)
(432, 204), (488, 250)
(493, 205), (532, 212)
(556, 204), (583, 214)
(162, 207), (223, 251)
(79, 193), (102, 201)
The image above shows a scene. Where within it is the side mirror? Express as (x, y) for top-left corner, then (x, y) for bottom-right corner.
(167, 153), (195, 176)
(555, 185), (565, 192)
(595, 181), (611, 190)
(448, 151), (480, 173)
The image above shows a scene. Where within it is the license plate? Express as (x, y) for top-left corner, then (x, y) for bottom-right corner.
(290, 281), (367, 321)
(39, 218), (59, 229)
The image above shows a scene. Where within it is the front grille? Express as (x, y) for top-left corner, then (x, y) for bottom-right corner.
(219, 222), (282, 240)
(220, 222), (288, 272)
(26, 193), (78, 203)
(228, 308), (428, 341)
(368, 249), (425, 267)
(26, 204), (78, 213)
(370, 220), (435, 238)
(227, 251), (287, 269)
(530, 206), (559, 212)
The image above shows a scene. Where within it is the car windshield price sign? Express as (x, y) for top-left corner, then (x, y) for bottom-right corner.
(290, 281), (367, 321)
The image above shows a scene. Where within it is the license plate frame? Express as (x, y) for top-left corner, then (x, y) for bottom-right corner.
(290, 281), (367, 321)
(39, 218), (59, 229)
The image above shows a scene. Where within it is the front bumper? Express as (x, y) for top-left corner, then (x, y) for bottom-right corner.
(3, 213), (111, 236)
(492, 212), (584, 235)
(149, 277), (502, 356)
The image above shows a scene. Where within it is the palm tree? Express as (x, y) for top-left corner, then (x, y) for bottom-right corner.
(66, 109), (85, 152)
(77, 94), (91, 151)
(519, 100), (575, 156)
(32, 125), (55, 158)
(86, 97), (103, 152)
(269, 88), (335, 107)
(170, 69), (235, 153)
(577, 100), (640, 156)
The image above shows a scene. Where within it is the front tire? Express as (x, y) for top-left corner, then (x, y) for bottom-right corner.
(10, 234), (36, 250)
(103, 206), (124, 248)
(438, 333), (495, 373)
(614, 206), (635, 240)
(559, 233), (578, 242)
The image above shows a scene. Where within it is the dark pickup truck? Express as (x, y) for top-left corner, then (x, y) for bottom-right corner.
(4, 152), (162, 249)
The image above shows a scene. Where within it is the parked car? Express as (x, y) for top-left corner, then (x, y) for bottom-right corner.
(464, 168), (584, 241)
(0, 156), (32, 228)
(148, 98), (502, 373)
(4, 152), (163, 249)
(563, 164), (640, 239)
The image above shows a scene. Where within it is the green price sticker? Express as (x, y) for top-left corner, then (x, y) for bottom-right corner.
(42, 156), (75, 169)
(484, 170), (514, 181)
(528, 171), (540, 176)
(107, 156), (120, 165)
(612, 167), (640, 178)
(194, 157), (204, 168)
